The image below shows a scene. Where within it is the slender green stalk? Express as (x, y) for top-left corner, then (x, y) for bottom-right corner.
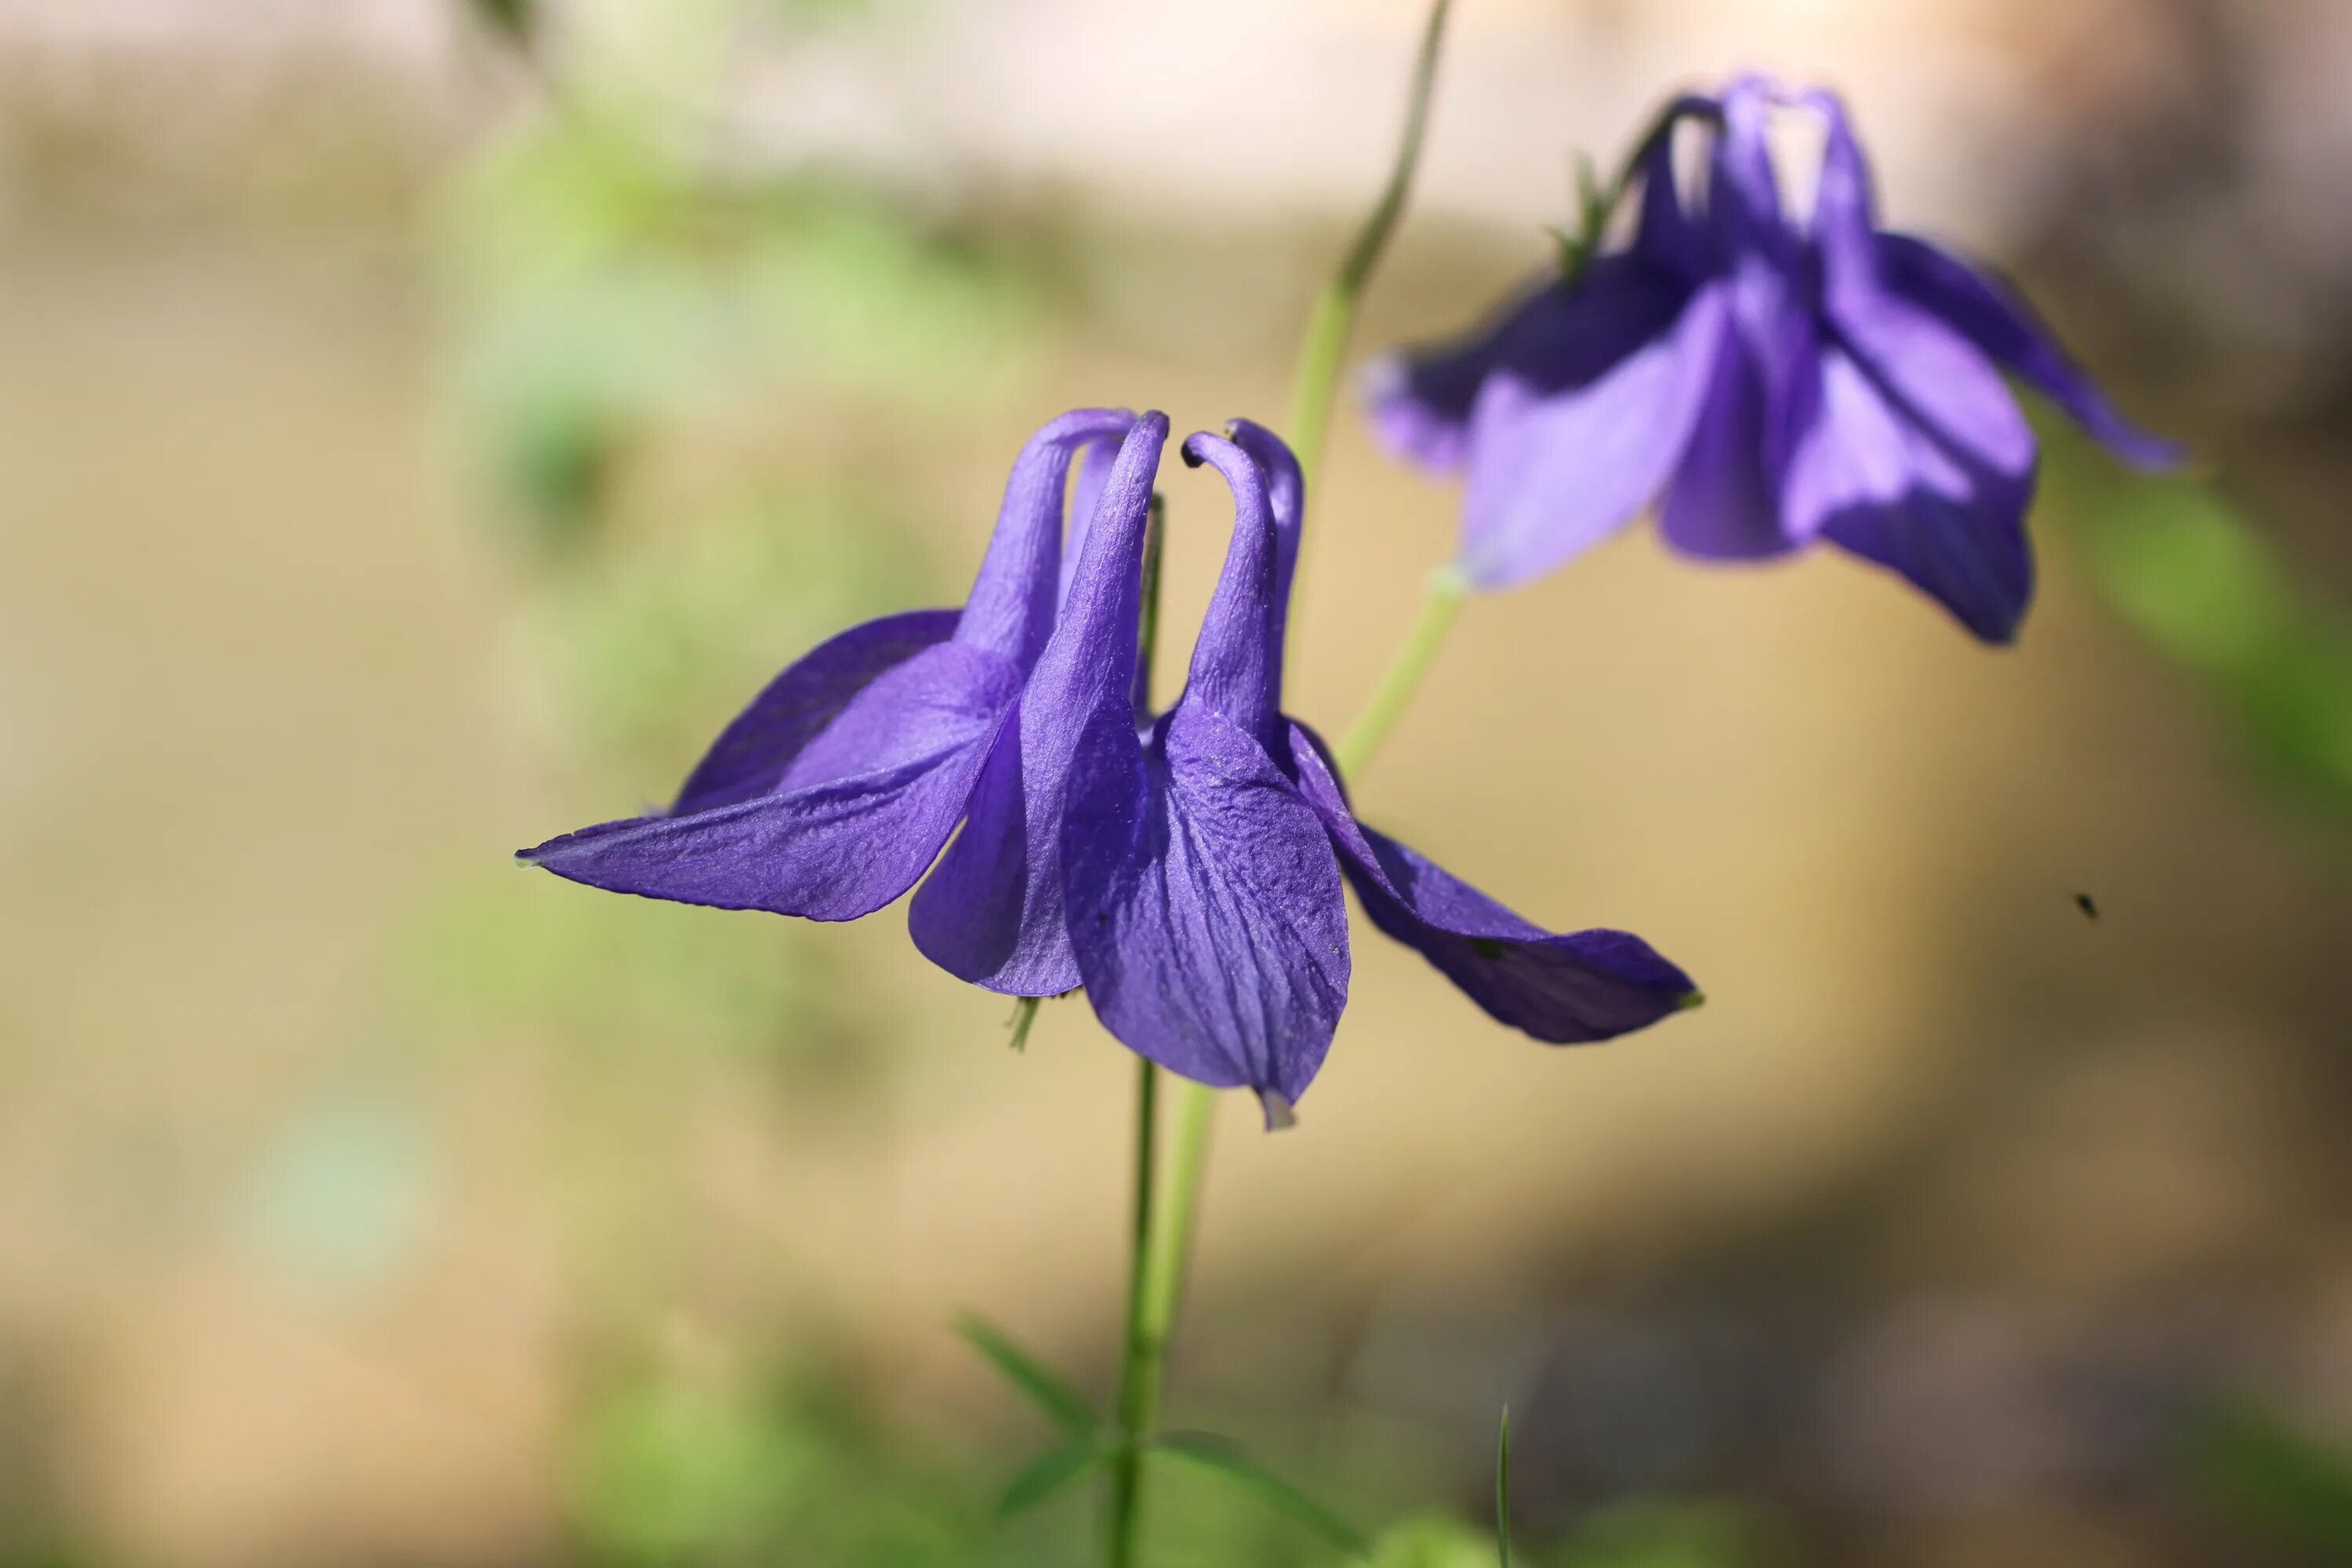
(1107, 1058), (1160, 1566)
(1284, 0), (1454, 612)
(1333, 564), (1468, 776)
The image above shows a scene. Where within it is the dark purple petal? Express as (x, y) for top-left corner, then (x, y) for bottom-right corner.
(1289, 730), (1698, 1044)
(1063, 702), (1349, 1116)
(1875, 231), (2182, 470)
(1628, 98), (1715, 279)
(1362, 278), (1551, 474)
(1781, 340), (2038, 643)
(1456, 267), (1724, 589)
(1658, 310), (1795, 560)
(956, 408), (1134, 667)
(911, 415), (1172, 993)
(521, 642), (1021, 920)
(671, 608), (959, 815)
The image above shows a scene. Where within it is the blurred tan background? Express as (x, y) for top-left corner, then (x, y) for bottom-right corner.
(3, 2), (2350, 1565)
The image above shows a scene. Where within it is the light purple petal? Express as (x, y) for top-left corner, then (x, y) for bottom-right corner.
(1876, 232), (2183, 470)
(671, 608), (960, 815)
(910, 415), (1172, 993)
(1063, 702), (1349, 1116)
(521, 641), (1021, 920)
(1781, 341), (2038, 643)
(1826, 275), (2037, 484)
(1290, 730), (1698, 1043)
(1456, 268), (1725, 590)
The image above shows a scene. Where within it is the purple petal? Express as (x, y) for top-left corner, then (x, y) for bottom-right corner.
(1802, 87), (1880, 315)
(671, 608), (959, 815)
(956, 408), (1134, 667)
(1362, 279), (1551, 474)
(1063, 702), (1349, 1114)
(1222, 419), (1304, 684)
(1456, 267), (1725, 590)
(1658, 310), (1794, 560)
(1780, 340), (2038, 643)
(1826, 275), (2037, 484)
(910, 415), (1172, 993)
(1174, 431), (1283, 748)
(1290, 730), (1698, 1044)
(521, 641), (1021, 920)
(1876, 232), (2183, 470)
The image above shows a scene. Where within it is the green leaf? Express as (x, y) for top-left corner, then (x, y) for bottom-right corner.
(953, 1314), (1099, 1439)
(996, 1441), (1105, 1519)
(1495, 1406), (1513, 1568)
(2192, 1397), (2352, 1561)
(1149, 1430), (1368, 1556)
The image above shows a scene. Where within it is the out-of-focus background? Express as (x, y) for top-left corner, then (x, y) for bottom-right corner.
(4, 1), (2351, 1564)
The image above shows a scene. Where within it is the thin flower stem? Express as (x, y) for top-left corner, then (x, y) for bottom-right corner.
(1332, 564), (1468, 778)
(1107, 1058), (1160, 1568)
(1283, 0), (1454, 633)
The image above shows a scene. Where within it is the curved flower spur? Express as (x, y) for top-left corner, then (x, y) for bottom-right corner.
(1059, 421), (1698, 1127)
(1367, 73), (2179, 642)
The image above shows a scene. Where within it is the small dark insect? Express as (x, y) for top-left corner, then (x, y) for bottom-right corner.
(2074, 892), (2100, 922)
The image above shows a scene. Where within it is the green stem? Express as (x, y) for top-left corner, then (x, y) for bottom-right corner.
(1107, 1058), (1160, 1567)
(1333, 564), (1468, 777)
(1283, 0), (1454, 615)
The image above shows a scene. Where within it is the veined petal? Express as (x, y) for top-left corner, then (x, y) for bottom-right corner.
(521, 641), (1021, 920)
(956, 408), (1135, 666)
(1223, 419), (1304, 684)
(1174, 431), (1283, 749)
(671, 608), (960, 815)
(1063, 702), (1349, 1116)
(1290, 730), (1698, 1043)
(1782, 340), (2038, 643)
(911, 414), (1172, 993)
(1876, 232), (2183, 470)
(1457, 266), (1724, 590)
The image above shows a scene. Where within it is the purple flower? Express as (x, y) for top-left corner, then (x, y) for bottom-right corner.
(522, 410), (1697, 1121)
(1055, 421), (1697, 1123)
(1367, 74), (2180, 643)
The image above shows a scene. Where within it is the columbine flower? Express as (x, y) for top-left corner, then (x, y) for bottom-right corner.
(523, 407), (1696, 1123)
(1367, 73), (2179, 643)
(519, 406), (1152, 923)
(1058, 421), (1697, 1124)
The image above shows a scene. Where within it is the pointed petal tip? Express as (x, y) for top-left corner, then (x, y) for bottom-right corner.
(1676, 989), (1706, 1012)
(1257, 1089), (1298, 1132)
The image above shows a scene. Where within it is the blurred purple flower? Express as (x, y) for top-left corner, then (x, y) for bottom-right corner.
(1056, 421), (1697, 1123)
(522, 411), (1697, 1121)
(1367, 74), (2180, 642)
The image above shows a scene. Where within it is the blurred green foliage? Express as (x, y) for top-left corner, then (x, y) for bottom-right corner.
(2049, 436), (2352, 822)
(2191, 1398), (2352, 1563)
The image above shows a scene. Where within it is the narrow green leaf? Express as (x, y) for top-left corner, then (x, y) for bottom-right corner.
(1150, 1430), (1368, 1556)
(1495, 1406), (1513, 1568)
(996, 1441), (1106, 1519)
(955, 1313), (1098, 1438)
